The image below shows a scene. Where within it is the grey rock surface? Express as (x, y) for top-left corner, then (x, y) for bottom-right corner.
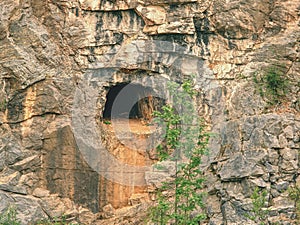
(0, 0), (299, 224)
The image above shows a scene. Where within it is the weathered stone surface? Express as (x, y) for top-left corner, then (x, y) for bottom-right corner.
(218, 153), (264, 181)
(95, 203), (149, 225)
(223, 201), (257, 225)
(211, 0), (270, 39)
(13, 195), (47, 224)
(101, 204), (115, 219)
(79, 0), (134, 11)
(39, 194), (76, 219)
(0, 169), (26, 194)
(11, 155), (40, 171)
(0, 190), (47, 224)
(136, 5), (166, 25)
(270, 195), (295, 211)
(0, 0), (299, 224)
(32, 187), (50, 198)
(145, 161), (176, 188)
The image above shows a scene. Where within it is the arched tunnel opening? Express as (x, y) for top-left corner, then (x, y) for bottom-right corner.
(103, 83), (164, 121)
(100, 82), (167, 209)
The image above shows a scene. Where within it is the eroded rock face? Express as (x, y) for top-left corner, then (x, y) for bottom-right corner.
(0, 0), (299, 224)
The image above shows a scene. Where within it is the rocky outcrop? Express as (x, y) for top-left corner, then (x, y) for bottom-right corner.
(0, 0), (299, 224)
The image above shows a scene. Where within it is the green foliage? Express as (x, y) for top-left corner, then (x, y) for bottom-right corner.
(253, 66), (290, 105)
(148, 190), (171, 225)
(33, 214), (80, 225)
(0, 99), (6, 112)
(103, 120), (111, 125)
(0, 207), (77, 225)
(288, 185), (300, 202)
(288, 185), (300, 223)
(148, 77), (209, 225)
(34, 216), (78, 225)
(0, 206), (21, 225)
(247, 187), (269, 225)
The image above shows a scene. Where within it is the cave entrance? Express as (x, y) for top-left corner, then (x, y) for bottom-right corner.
(103, 83), (162, 121)
(100, 82), (165, 209)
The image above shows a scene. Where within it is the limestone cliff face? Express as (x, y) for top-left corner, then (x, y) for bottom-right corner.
(0, 0), (299, 224)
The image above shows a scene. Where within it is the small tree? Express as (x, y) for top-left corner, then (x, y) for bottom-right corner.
(148, 77), (209, 225)
(246, 187), (269, 225)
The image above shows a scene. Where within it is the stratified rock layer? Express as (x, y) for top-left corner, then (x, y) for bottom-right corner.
(0, 0), (299, 224)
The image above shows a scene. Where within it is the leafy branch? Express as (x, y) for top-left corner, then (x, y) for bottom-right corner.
(288, 185), (300, 223)
(148, 77), (209, 225)
(246, 187), (269, 225)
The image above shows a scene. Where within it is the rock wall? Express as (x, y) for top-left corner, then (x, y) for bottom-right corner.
(0, 0), (299, 224)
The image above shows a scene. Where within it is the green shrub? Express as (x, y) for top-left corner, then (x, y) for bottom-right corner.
(34, 215), (78, 225)
(0, 99), (6, 112)
(246, 187), (269, 225)
(253, 66), (290, 105)
(288, 185), (300, 223)
(0, 207), (79, 225)
(103, 120), (111, 125)
(0, 206), (21, 225)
